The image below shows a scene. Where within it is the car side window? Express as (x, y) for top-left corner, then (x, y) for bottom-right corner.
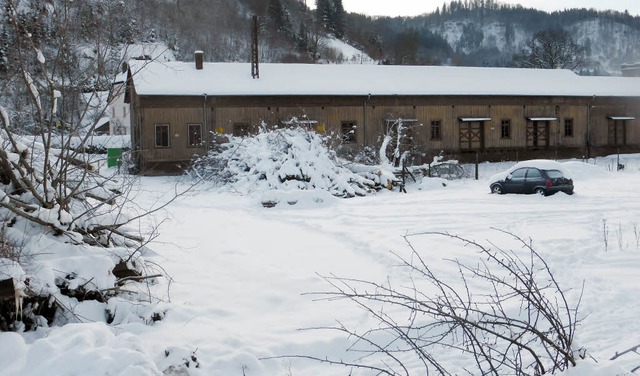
(526, 168), (542, 179)
(510, 168), (527, 180)
(546, 170), (564, 179)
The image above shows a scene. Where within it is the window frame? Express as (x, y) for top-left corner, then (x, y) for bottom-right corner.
(430, 120), (442, 141)
(188, 123), (203, 147)
(526, 168), (542, 179)
(501, 119), (511, 139)
(400, 123), (414, 145)
(564, 118), (574, 137)
(233, 122), (250, 137)
(154, 123), (170, 148)
(509, 168), (527, 180)
(340, 121), (357, 143)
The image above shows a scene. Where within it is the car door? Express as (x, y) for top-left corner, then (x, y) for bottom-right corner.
(503, 168), (527, 193)
(524, 168), (544, 193)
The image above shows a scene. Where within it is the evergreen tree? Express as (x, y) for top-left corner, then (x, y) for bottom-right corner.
(315, 0), (333, 32)
(332, 0), (346, 39)
(267, 0), (293, 35)
(297, 20), (309, 51)
(315, 0), (345, 39)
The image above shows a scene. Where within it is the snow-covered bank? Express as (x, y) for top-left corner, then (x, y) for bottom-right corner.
(2, 155), (640, 375)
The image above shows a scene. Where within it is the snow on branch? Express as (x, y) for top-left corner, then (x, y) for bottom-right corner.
(23, 71), (42, 113)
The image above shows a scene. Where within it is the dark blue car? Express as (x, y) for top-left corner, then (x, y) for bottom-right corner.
(489, 163), (574, 196)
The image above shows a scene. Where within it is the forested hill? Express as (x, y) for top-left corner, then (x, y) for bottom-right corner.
(3, 0), (640, 76)
(349, 1), (640, 74)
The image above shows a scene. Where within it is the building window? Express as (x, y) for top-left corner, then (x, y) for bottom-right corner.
(188, 123), (202, 146)
(430, 120), (441, 140)
(155, 124), (170, 147)
(233, 122), (250, 137)
(564, 118), (574, 137)
(341, 121), (357, 143)
(400, 123), (414, 144)
(501, 119), (511, 139)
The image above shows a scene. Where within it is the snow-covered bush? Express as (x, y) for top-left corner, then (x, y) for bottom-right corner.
(189, 127), (396, 198)
(0, 127), (167, 330)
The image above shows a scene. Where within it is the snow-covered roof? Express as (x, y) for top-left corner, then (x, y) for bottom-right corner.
(128, 61), (640, 98)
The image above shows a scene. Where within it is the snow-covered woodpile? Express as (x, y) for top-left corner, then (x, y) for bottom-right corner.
(188, 127), (397, 199)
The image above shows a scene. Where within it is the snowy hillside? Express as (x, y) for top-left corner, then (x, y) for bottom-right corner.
(570, 19), (640, 74)
(434, 17), (640, 74)
(437, 20), (528, 54)
(324, 37), (375, 64)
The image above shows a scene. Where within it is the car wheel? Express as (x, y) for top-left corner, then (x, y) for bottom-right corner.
(491, 184), (503, 194)
(534, 187), (546, 196)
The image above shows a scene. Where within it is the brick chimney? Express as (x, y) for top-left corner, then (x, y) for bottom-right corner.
(195, 50), (204, 70)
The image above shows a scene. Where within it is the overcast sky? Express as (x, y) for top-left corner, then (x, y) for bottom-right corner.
(337, 0), (640, 17)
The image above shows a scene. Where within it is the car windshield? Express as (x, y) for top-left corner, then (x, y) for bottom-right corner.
(545, 170), (565, 179)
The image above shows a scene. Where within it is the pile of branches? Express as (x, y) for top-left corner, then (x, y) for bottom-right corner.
(189, 126), (394, 197)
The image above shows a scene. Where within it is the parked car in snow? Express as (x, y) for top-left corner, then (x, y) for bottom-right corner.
(489, 160), (574, 196)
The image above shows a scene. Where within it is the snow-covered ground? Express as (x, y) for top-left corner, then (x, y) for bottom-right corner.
(2, 155), (640, 375)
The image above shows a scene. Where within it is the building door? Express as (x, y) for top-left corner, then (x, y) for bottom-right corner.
(527, 121), (549, 148)
(608, 119), (626, 146)
(459, 121), (484, 150)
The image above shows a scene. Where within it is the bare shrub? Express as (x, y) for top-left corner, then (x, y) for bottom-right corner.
(296, 230), (583, 375)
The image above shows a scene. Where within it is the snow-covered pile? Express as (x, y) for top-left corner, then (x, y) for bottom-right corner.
(189, 126), (395, 199)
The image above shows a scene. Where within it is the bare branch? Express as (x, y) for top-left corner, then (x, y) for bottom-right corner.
(298, 230), (582, 375)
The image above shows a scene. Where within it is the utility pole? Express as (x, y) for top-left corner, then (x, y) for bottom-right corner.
(251, 15), (259, 79)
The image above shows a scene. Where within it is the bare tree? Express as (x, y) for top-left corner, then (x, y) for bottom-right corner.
(282, 230), (583, 375)
(1, 0), (134, 239)
(512, 29), (585, 71)
(300, 18), (328, 63)
(0, 0), (192, 329)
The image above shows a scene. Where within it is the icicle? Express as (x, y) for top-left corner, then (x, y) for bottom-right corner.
(14, 283), (24, 322)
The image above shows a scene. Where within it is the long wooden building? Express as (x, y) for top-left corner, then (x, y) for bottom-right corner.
(126, 54), (640, 174)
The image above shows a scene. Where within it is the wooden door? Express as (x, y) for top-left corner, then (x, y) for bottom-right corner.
(459, 121), (484, 150)
(527, 121), (549, 148)
(608, 120), (626, 146)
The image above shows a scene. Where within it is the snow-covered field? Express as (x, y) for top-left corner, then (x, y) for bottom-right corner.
(2, 155), (640, 375)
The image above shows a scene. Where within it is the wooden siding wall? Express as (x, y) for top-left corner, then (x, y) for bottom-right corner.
(214, 106), (368, 144)
(131, 94), (640, 170)
(137, 107), (208, 165)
